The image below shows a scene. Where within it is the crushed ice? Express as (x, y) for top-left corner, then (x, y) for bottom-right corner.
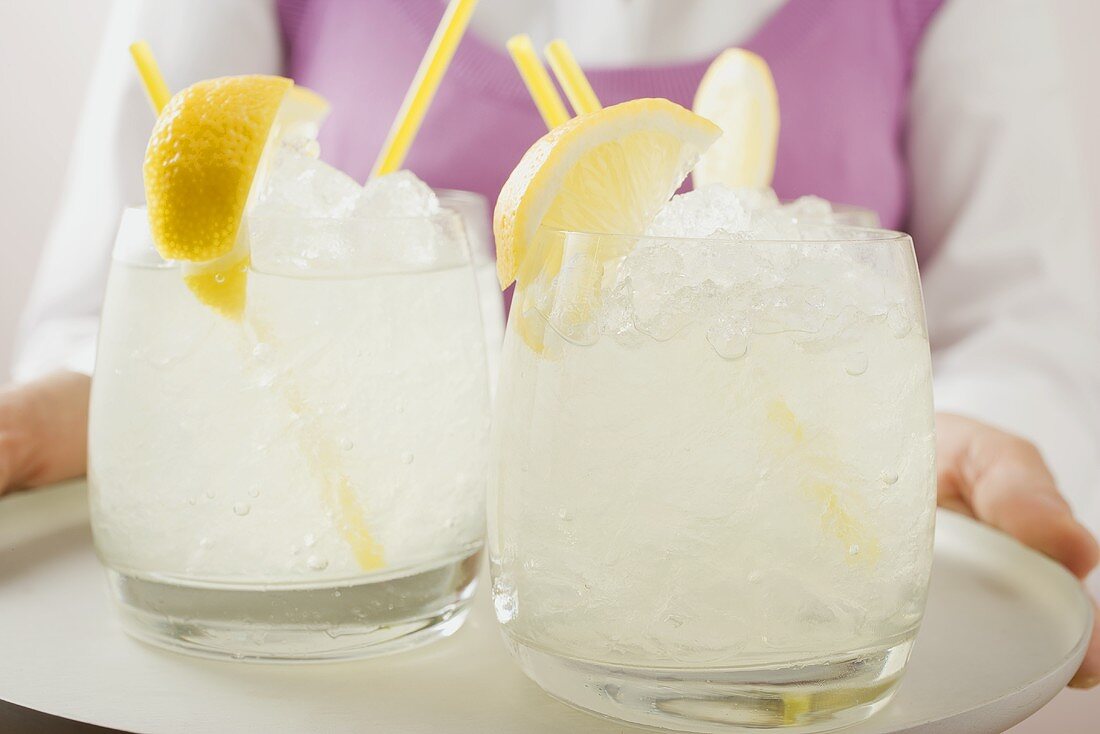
(537, 184), (913, 352)
(248, 142), (453, 274)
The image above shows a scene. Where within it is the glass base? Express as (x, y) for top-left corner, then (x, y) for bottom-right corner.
(505, 633), (915, 733)
(106, 549), (480, 662)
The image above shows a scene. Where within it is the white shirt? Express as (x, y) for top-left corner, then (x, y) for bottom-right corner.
(14, 0), (1100, 542)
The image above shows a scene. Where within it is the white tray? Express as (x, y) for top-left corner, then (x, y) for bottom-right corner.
(0, 481), (1091, 733)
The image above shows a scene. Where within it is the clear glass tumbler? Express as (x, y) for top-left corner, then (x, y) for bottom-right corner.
(89, 207), (492, 661)
(489, 226), (936, 732)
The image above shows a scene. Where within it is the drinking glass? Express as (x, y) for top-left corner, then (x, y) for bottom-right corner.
(89, 207), (491, 661)
(489, 225), (935, 732)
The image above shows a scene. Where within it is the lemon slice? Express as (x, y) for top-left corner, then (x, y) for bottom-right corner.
(143, 76), (329, 318)
(692, 49), (780, 189)
(493, 98), (721, 290)
(767, 398), (880, 566)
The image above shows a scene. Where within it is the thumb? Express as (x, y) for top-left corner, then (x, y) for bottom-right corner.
(965, 447), (1099, 579)
(937, 414), (1099, 579)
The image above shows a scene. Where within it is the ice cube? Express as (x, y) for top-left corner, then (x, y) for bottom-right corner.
(730, 186), (781, 212)
(646, 184), (751, 238)
(620, 241), (700, 340)
(253, 147), (362, 219)
(743, 195), (840, 240)
(780, 195), (833, 220)
(354, 170), (441, 219)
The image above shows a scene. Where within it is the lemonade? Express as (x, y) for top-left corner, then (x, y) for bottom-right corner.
(88, 75), (492, 660)
(486, 96), (935, 732)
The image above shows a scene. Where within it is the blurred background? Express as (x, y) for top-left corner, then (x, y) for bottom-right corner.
(3, 0), (1100, 379)
(0, 1), (1097, 731)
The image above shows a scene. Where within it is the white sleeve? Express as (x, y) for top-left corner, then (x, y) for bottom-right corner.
(908, 0), (1100, 514)
(12, 0), (281, 382)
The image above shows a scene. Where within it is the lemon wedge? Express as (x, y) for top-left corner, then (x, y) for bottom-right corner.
(493, 98), (720, 290)
(144, 75), (292, 262)
(692, 49), (780, 189)
(143, 77), (329, 318)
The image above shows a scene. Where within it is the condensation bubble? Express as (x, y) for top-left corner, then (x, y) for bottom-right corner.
(706, 325), (750, 361)
(844, 351), (868, 376)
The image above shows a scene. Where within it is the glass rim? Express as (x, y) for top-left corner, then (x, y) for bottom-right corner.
(539, 224), (911, 246)
(118, 205), (468, 227)
(113, 206), (476, 274)
(245, 207), (466, 226)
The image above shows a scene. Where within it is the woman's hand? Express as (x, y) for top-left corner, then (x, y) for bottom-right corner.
(0, 371), (90, 497)
(936, 412), (1100, 689)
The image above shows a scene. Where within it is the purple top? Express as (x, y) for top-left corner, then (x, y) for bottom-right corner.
(278, 0), (943, 251)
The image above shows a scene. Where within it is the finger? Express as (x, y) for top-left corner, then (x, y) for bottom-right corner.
(967, 448), (1100, 579)
(934, 414), (981, 512)
(1069, 597), (1100, 689)
(936, 494), (974, 519)
(0, 434), (15, 497)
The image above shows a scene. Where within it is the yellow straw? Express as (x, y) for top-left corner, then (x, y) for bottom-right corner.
(506, 34), (569, 130)
(129, 41), (171, 114)
(544, 39), (601, 115)
(370, 0), (479, 178)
